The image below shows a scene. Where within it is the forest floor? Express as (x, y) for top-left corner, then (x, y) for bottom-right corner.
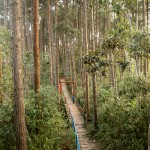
(61, 79), (101, 150)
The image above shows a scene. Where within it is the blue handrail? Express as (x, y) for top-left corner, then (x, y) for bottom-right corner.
(71, 114), (81, 150)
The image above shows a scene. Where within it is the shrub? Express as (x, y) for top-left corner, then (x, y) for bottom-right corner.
(88, 76), (149, 150)
(0, 85), (75, 150)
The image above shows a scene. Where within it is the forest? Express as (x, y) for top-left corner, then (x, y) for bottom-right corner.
(0, 0), (150, 150)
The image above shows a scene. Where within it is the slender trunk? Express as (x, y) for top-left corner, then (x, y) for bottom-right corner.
(12, 1), (27, 149)
(0, 48), (3, 105)
(149, 106), (150, 150)
(72, 47), (77, 92)
(65, 0), (69, 78)
(65, 43), (69, 76)
(55, 0), (59, 88)
(83, 0), (90, 123)
(33, 0), (40, 93)
(39, 18), (44, 53)
(143, 0), (147, 77)
(69, 50), (72, 78)
(91, 5), (98, 129)
(92, 72), (98, 129)
(135, 55), (139, 76)
(79, 0), (84, 88)
(136, 0), (139, 30)
(4, 0), (7, 26)
(109, 50), (114, 87)
(47, 0), (53, 85)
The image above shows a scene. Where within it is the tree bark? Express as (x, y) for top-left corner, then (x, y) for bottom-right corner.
(47, 0), (53, 85)
(92, 72), (98, 129)
(91, 5), (98, 129)
(4, 0), (7, 27)
(0, 47), (3, 105)
(136, 0), (139, 30)
(33, 0), (40, 93)
(83, 0), (90, 123)
(12, 0), (27, 149)
(143, 0), (147, 77)
(148, 109), (150, 150)
(55, 0), (59, 88)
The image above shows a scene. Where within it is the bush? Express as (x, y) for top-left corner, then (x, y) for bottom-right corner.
(97, 99), (148, 150)
(0, 85), (75, 150)
(26, 85), (75, 150)
(88, 76), (149, 150)
(76, 87), (84, 107)
(0, 102), (15, 150)
(118, 75), (150, 100)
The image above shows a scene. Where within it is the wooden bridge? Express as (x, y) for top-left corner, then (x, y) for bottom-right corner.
(59, 79), (100, 150)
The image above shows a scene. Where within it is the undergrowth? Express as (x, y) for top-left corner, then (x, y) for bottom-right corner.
(84, 75), (149, 150)
(0, 85), (75, 150)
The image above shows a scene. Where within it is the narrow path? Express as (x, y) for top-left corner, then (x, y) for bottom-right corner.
(60, 79), (100, 150)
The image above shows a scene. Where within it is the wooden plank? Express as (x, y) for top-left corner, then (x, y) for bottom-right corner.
(61, 79), (100, 150)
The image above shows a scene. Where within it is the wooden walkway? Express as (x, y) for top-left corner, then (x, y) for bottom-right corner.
(60, 79), (100, 150)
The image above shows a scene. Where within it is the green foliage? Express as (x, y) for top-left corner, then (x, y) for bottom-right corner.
(82, 51), (107, 73)
(97, 86), (113, 103)
(0, 27), (11, 52)
(117, 61), (130, 73)
(118, 76), (150, 99)
(23, 51), (34, 67)
(101, 21), (130, 52)
(87, 76), (149, 150)
(98, 99), (148, 150)
(0, 27), (12, 98)
(0, 102), (15, 150)
(40, 54), (51, 84)
(129, 31), (150, 58)
(0, 86), (75, 150)
(76, 87), (84, 108)
(54, 22), (79, 38)
(26, 85), (75, 150)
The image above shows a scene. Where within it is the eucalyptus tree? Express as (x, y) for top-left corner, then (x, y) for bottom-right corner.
(91, 0), (98, 129)
(0, 0), (4, 25)
(83, 0), (90, 124)
(55, 0), (59, 88)
(0, 38), (2, 104)
(47, 0), (53, 85)
(33, 0), (40, 93)
(12, 0), (27, 149)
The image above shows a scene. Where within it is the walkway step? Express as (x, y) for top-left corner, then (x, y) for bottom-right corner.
(61, 79), (100, 150)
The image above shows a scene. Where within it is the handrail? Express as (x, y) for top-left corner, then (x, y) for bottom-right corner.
(71, 113), (81, 150)
(64, 96), (81, 150)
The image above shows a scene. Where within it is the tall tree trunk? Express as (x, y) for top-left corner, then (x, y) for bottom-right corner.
(143, 0), (147, 77)
(92, 72), (98, 129)
(109, 50), (114, 87)
(0, 47), (3, 105)
(33, 0), (40, 93)
(149, 96), (150, 150)
(78, 0), (83, 88)
(136, 0), (139, 30)
(4, 0), (7, 27)
(91, 5), (98, 129)
(83, 0), (90, 123)
(146, 0), (149, 73)
(39, 18), (44, 53)
(55, 0), (59, 88)
(47, 0), (53, 85)
(72, 45), (77, 93)
(64, 0), (69, 78)
(12, 0), (27, 149)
